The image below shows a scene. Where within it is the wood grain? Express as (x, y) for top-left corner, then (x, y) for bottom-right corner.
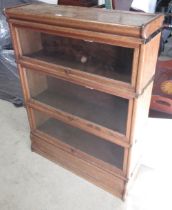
(5, 4), (163, 39)
(28, 99), (130, 147)
(127, 82), (154, 179)
(10, 19), (142, 47)
(136, 33), (161, 94)
(19, 57), (136, 99)
(31, 134), (125, 198)
(25, 69), (129, 135)
(6, 4), (163, 199)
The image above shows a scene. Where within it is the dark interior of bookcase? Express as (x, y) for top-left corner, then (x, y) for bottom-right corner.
(18, 28), (134, 83)
(34, 109), (124, 170)
(26, 69), (129, 134)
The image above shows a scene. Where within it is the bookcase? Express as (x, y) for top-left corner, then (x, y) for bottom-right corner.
(5, 4), (163, 199)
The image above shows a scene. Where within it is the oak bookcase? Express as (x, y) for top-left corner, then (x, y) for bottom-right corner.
(5, 4), (163, 199)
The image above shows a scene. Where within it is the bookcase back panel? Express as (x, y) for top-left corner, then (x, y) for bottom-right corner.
(33, 109), (125, 170)
(17, 28), (134, 84)
(26, 69), (129, 135)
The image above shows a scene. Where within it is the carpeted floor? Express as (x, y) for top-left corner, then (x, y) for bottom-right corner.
(0, 99), (171, 210)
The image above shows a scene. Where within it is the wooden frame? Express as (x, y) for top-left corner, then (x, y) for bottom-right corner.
(6, 4), (163, 200)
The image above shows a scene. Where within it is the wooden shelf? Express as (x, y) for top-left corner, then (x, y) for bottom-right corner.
(6, 4), (163, 199)
(19, 31), (133, 84)
(20, 57), (136, 99)
(16, 27), (138, 99)
(31, 134), (125, 198)
(34, 89), (128, 134)
(26, 69), (128, 134)
(26, 48), (132, 83)
(35, 113), (124, 170)
(5, 3), (163, 39)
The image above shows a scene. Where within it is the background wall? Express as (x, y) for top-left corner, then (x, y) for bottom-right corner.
(98, 0), (105, 5)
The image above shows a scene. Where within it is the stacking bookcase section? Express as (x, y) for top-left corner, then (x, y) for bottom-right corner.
(25, 69), (129, 145)
(16, 27), (136, 99)
(18, 29), (134, 83)
(6, 3), (163, 199)
(33, 109), (125, 172)
(26, 69), (129, 133)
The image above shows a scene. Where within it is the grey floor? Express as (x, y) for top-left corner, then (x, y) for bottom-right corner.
(0, 99), (172, 210)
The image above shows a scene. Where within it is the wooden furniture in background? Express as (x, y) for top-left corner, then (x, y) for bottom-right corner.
(58, 0), (98, 7)
(151, 60), (172, 114)
(5, 4), (163, 199)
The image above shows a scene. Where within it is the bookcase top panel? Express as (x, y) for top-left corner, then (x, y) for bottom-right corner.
(5, 3), (163, 39)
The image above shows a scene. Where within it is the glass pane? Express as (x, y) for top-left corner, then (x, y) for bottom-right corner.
(26, 69), (128, 134)
(18, 28), (134, 83)
(34, 110), (124, 170)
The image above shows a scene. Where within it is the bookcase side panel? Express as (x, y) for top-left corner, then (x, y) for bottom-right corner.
(136, 33), (161, 93)
(127, 81), (154, 179)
